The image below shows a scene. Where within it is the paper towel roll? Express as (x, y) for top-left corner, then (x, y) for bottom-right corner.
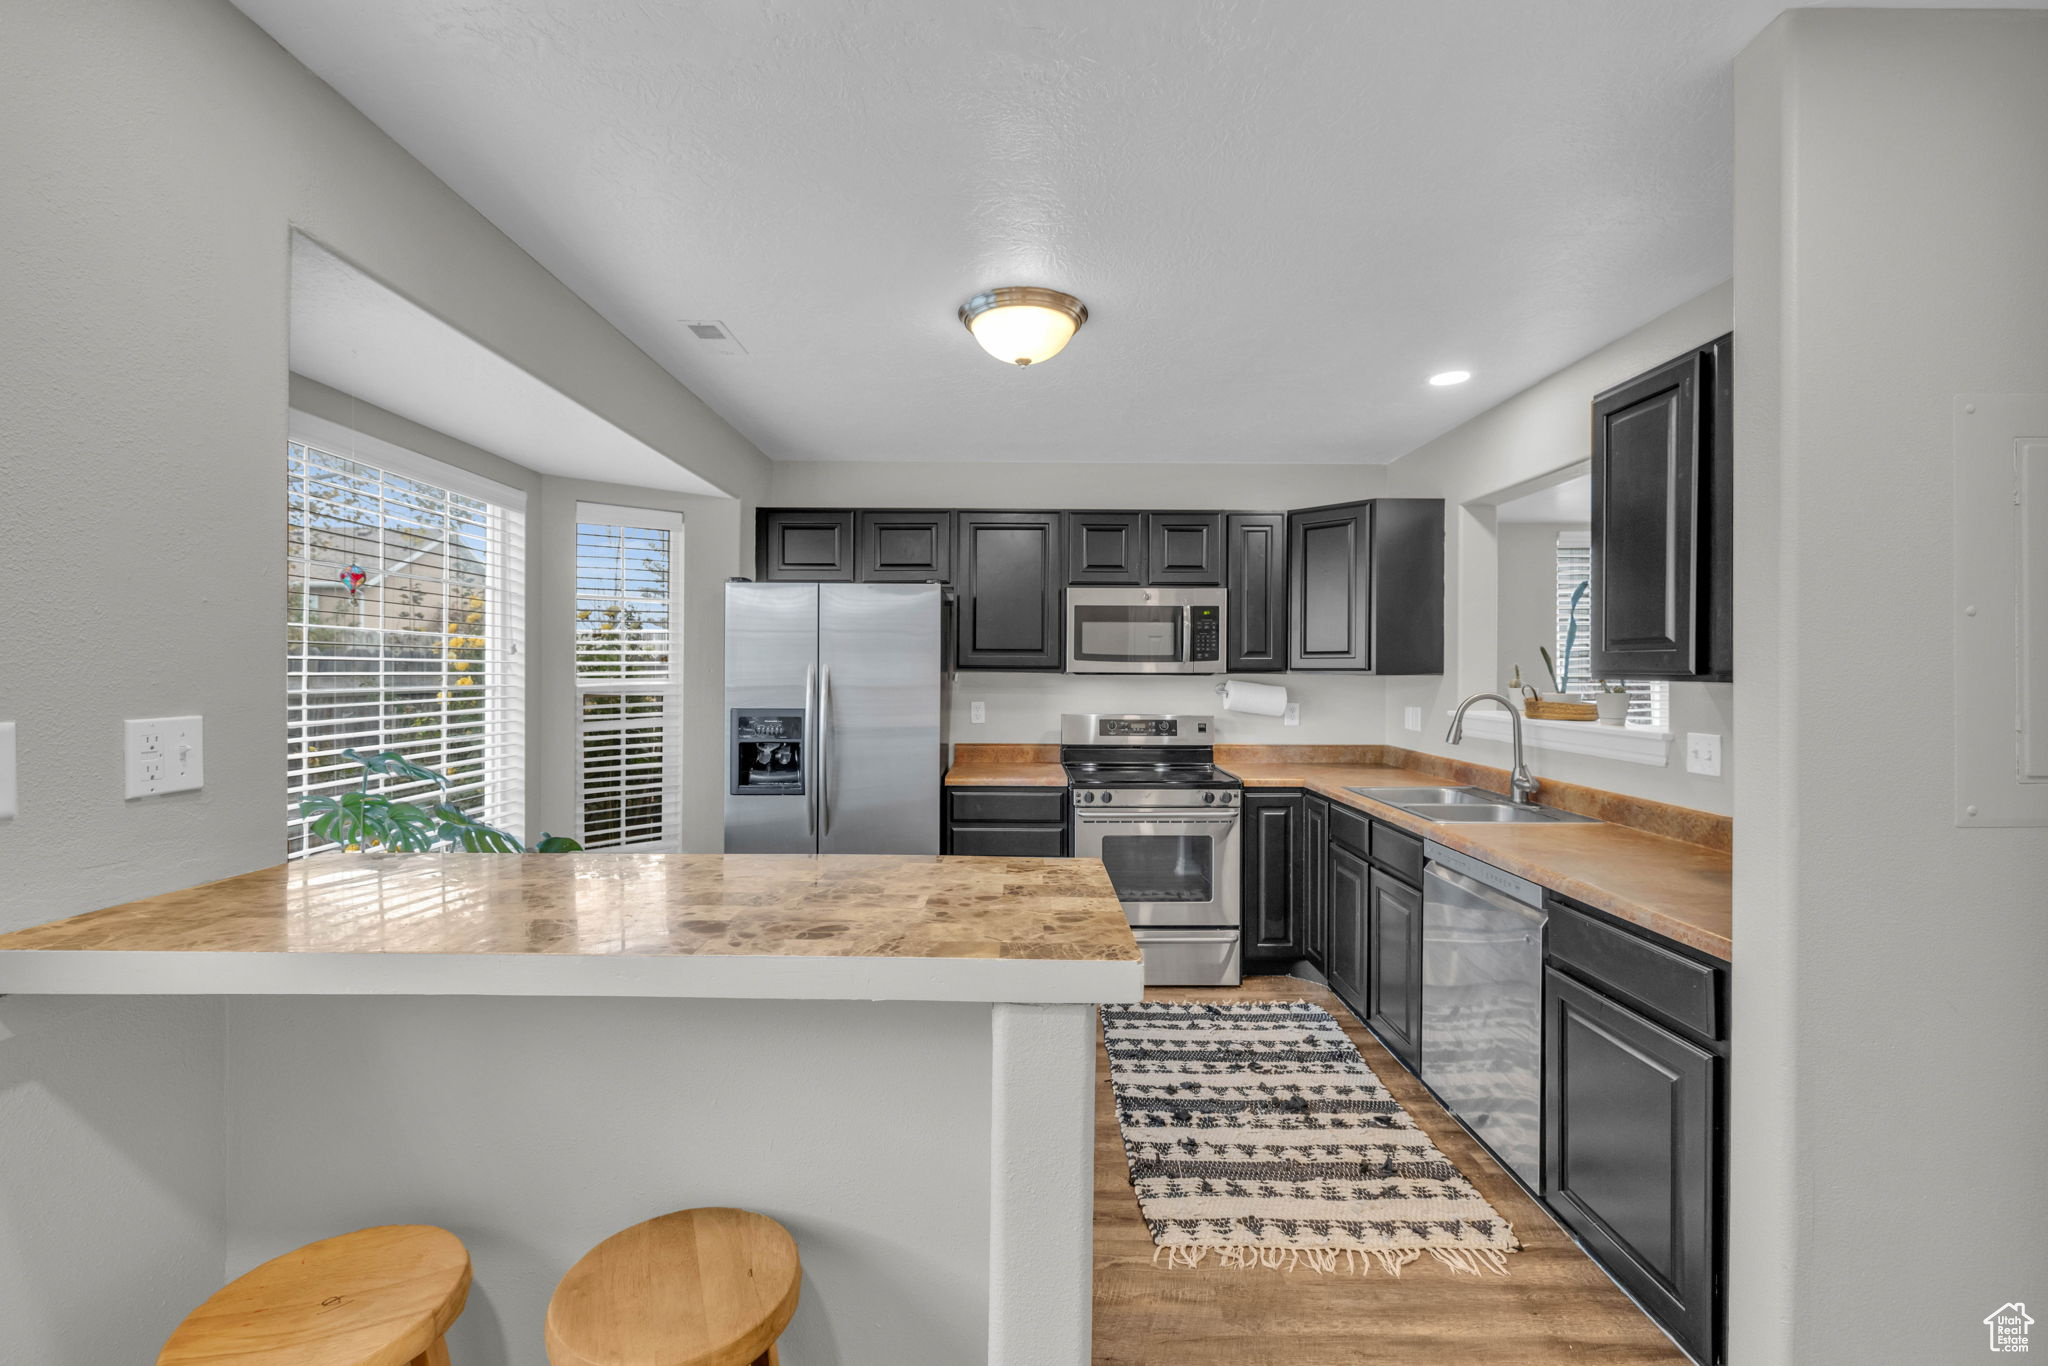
(1219, 679), (1289, 717)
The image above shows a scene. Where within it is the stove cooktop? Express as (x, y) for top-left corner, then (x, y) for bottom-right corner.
(1061, 761), (1238, 790)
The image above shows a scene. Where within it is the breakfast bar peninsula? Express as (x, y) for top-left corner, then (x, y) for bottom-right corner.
(0, 851), (1142, 1366)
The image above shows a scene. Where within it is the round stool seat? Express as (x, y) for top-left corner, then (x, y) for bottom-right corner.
(158, 1224), (471, 1366)
(546, 1208), (800, 1366)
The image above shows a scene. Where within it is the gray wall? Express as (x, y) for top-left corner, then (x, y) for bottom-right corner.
(1381, 282), (1737, 814)
(1495, 521), (1578, 686)
(768, 458), (1387, 512)
(0, 1), (764, 1358)
(1730, 11), (2048, 1362)
(225, 996), (995, 1366)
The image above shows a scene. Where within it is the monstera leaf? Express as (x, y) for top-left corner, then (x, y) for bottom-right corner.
(432, 804), (527, 854)
(299, 752), (584, 854)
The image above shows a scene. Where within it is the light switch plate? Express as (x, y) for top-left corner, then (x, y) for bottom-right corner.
(0, 722), (15, 819)
(1685, 732), (1722, 777)
(126, 716), (204, 798)
(1404, 706), (1423, 732)
(1283, 703), (1300, 727)
(969, 701), (986, 724)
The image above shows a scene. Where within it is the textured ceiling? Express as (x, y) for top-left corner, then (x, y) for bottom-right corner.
(234, 0), (2037, 465)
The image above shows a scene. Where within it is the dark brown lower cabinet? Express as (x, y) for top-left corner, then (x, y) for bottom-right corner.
(1545, 967), (1719, 1363)
(1365, 869), (1422, 1067)
(1302, 795), (1329, 968)
(1241, 791), (1304, 960)
(942, 787), (1067, 857)
(1324, 842), (1370, 1016)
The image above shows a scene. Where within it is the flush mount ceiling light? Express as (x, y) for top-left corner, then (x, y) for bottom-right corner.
(1428, 369), (1473, 386)
(958, 287), (1088, 367)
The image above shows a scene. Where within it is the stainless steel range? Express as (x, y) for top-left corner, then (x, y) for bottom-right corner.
(1061, 713), (1242, 986)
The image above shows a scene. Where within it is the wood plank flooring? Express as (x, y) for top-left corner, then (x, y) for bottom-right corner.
(1093, 976), (1689, 1365)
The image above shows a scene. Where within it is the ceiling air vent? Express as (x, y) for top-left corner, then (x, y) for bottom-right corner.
(680, 320), (747, 356)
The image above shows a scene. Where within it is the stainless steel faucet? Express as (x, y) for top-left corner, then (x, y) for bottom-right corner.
(1446, 692), (1540, 805)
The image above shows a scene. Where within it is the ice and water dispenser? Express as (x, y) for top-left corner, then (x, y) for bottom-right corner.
(729, 709), (805, 795)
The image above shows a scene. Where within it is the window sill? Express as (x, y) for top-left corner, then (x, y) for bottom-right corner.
(1448, 709), (1672, 767)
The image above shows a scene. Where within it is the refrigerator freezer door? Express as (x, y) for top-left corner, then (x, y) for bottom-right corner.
(724, 583), (819, 853)
(818, 583), (942, 855)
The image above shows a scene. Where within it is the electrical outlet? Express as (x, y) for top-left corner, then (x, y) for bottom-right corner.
(1685, 732), (1723, 777)
(1283, 703), (1300, 727)
(1404, 706), (1423, 732)
(969, 701), (986, 725)
(0, 722), (15, 819)
(126, 716), (204, 798)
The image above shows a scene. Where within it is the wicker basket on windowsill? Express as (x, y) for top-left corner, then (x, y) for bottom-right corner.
(1522, 696), (1599, 722)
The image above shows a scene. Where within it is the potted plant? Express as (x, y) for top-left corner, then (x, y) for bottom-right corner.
(300, 749), (582, 853)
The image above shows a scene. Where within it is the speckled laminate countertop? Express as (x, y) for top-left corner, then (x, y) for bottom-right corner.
(0, 852), (1145, 1002)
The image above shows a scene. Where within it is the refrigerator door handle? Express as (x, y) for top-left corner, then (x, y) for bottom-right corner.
(818, 665), (833, 836)
(803, 661), (818, 841)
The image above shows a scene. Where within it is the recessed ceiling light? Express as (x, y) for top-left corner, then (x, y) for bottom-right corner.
(959, 287), (1088, 367)
(1428, 370), (1472, 387)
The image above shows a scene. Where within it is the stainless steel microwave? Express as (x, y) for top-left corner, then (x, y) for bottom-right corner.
(1065, 586), (1226, 674)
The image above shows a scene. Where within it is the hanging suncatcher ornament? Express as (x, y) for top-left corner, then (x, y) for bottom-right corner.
(340, 564), (368, 600)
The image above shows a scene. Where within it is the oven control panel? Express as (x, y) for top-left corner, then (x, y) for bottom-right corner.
(1099, 718), (1177, 738)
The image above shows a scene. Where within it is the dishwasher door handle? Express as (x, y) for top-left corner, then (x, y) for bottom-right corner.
(1424, 864), (1547, 927)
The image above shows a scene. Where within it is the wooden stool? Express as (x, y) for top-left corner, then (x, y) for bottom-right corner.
(158, 1224), (471, 1366)
(545, 1208), (800, 1366)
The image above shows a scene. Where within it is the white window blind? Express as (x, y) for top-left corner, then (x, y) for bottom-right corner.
(286, 417), (526, 857)
(576, 504), (683, 850)
(1556, 531), (1670, 730)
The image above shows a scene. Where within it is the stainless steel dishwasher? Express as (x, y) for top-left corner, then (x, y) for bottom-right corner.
(1420, 841), (1547, 1192)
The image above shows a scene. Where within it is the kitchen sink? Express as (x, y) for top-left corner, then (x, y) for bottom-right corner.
(1347, 785), (1507, 806)
(1344, 786), (1600, 825)
(1395, 803), (1598, 824)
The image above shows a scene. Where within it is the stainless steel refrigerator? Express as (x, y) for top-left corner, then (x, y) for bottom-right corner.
(724, 582), (942, 854)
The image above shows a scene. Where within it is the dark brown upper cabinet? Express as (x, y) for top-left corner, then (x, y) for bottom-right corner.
(955, 511), (1064, 670)
(1287, 498), (1444, 673)
(1590, 333), (1733, 680)
(1144, 512), (1226, 586)
(1226, 512), (1287, 672)
(855, 509), (951, 583)
(758, 509), (855, 581)
(1064, 512), (1145, 585)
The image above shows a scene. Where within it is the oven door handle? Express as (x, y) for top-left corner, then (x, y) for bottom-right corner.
(1073, 814), (1239, 827)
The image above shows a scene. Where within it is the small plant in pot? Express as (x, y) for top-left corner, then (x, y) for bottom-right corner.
(300, 749), (582, 853)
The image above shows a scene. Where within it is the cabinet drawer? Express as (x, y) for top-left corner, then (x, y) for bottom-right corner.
(947, 788), (1066, 825)
(1368, 820), (1423, 885)
(946, 825), (1067, 858)
(1328, 802), (1370, 856)
(1549, 902), (1724, 1042)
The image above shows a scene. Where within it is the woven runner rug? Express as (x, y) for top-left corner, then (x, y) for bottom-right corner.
(1103, 1000), (1518, 1276)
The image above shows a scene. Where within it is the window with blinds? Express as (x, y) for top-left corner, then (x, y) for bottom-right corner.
(1555, 531), (1670, 729)
(576, 504), (683, 849)
(286, 415), (527, 857)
